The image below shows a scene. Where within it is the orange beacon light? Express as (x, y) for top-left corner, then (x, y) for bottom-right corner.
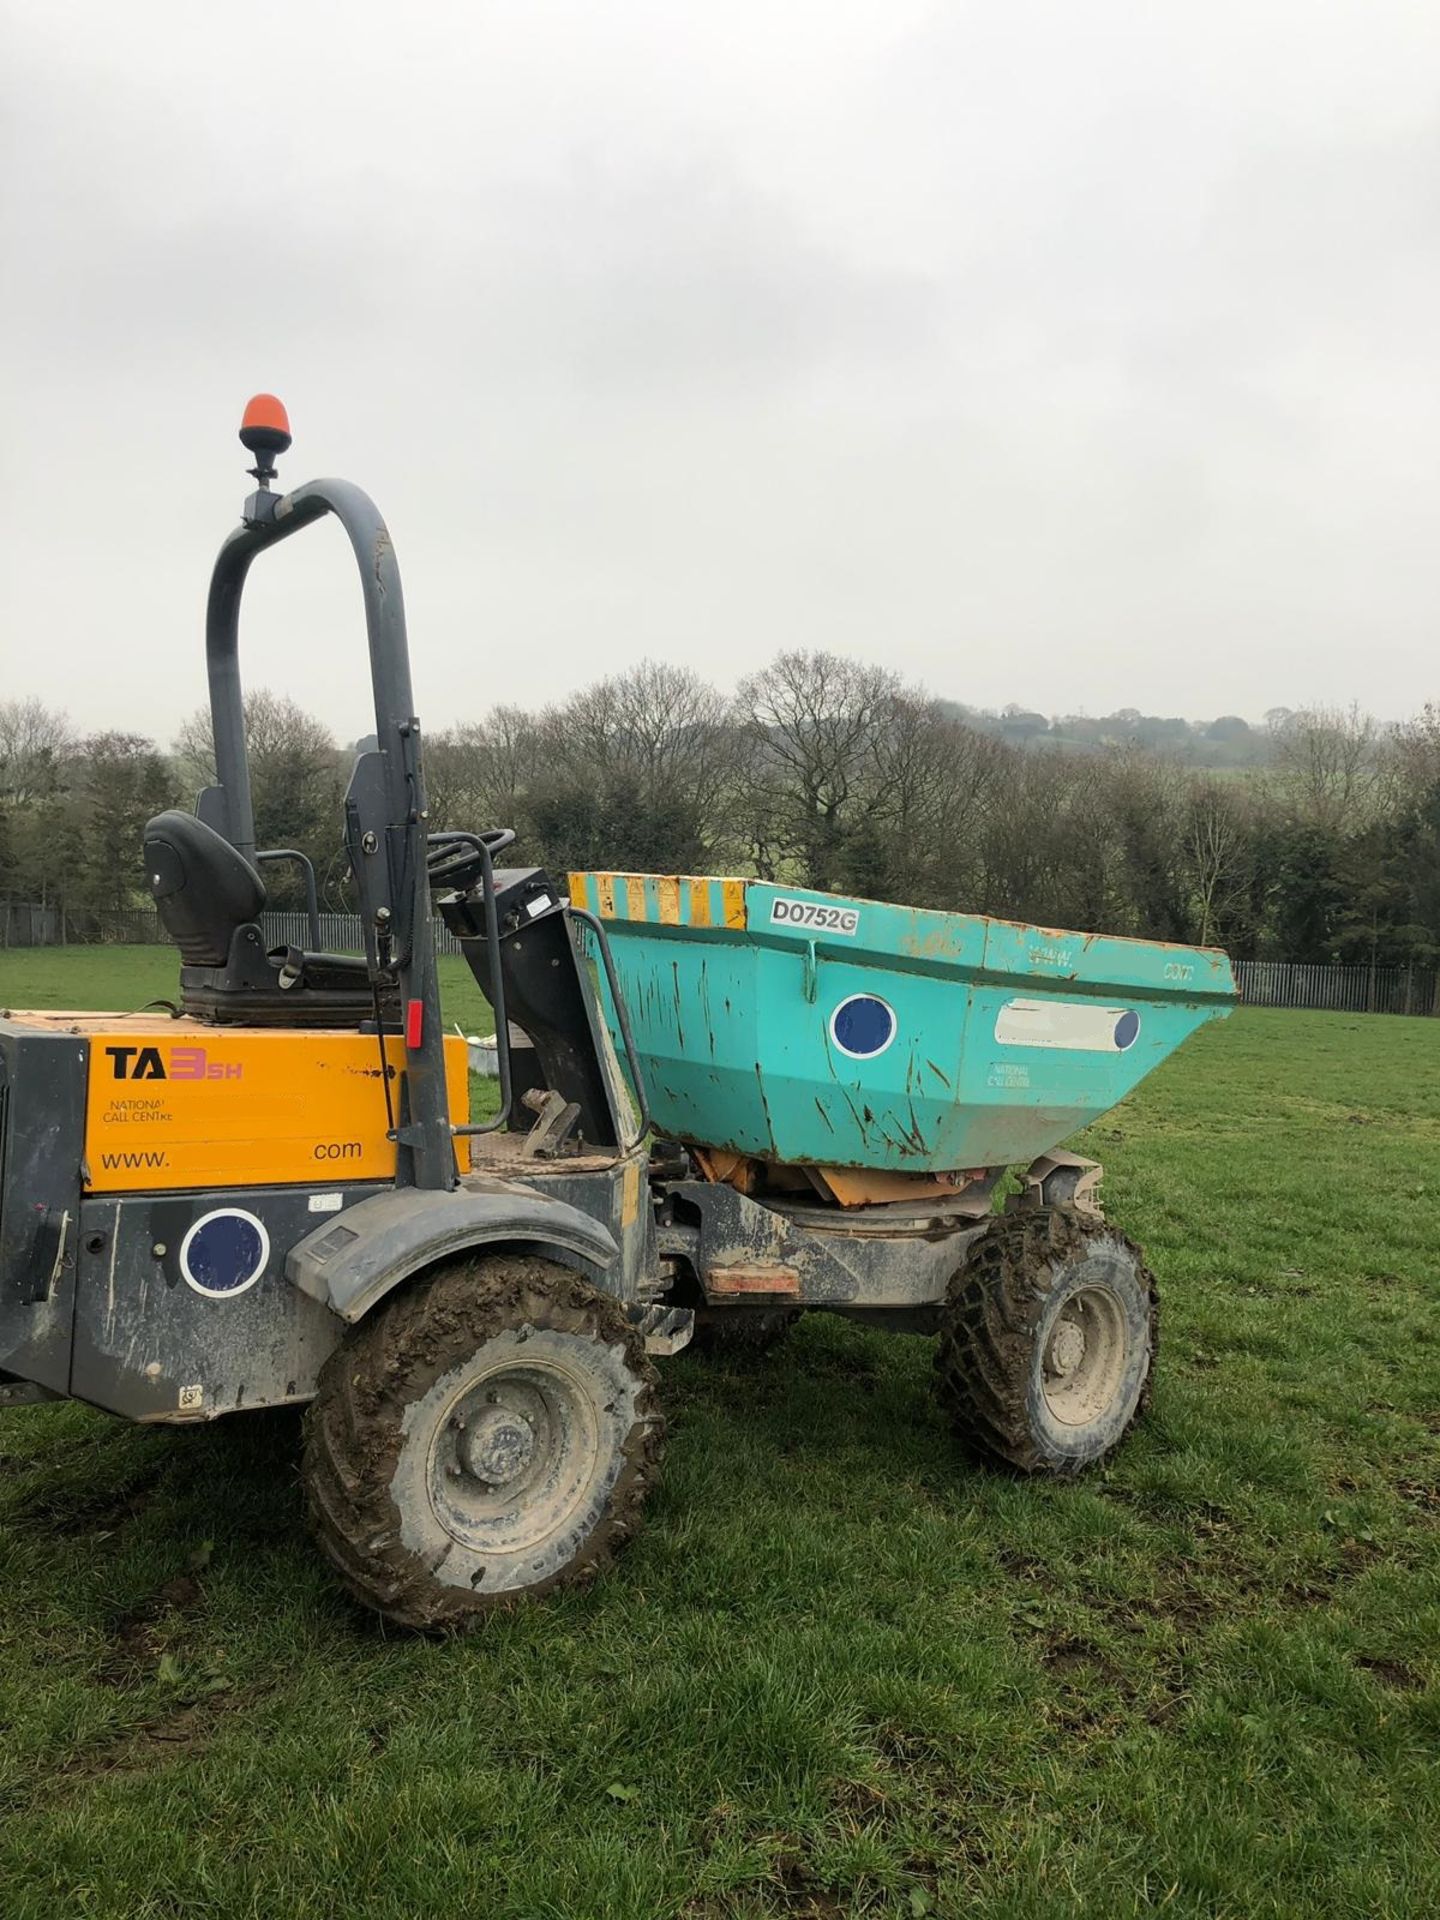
(238, 394), (292, 484)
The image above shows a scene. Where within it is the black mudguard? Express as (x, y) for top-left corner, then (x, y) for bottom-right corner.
(286, 1179), (620, 1323)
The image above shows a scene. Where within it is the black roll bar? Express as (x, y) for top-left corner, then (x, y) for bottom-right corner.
(203, 479), (453, 1193)
(206, 483), (416, 859)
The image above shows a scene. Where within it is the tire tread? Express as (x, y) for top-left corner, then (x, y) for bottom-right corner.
(302, 1256), (664, 1630)
(935, 1207), (1158, 1476)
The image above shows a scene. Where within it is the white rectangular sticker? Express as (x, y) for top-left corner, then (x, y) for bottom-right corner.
(995, 998), (1140, 1053)
(769, 897), (860, 937)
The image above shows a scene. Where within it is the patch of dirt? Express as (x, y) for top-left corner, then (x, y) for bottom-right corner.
(680, 1845), (855, 1920)
(54, 1684), (260, 1787)
(870, 1723), (931, 1767)
(1144, 1692), (1188, 1729)
(772, 1855), (848, 1918)
(1044, 1641), (1193, 1739)
(1276, 1578), (1336, 1607)
(828, 1777), (891, 1819)
(993, 1548), (1049, 1584)
(1353, 1655), (1423, 1691)
(98, 1573), (205, 1686)
(1339, 1535), (1385, 1575)
(1040, 1635), (1122, 1683)
(12, 1463), (164, 1538)
(1002, 1509), (1403, 1662)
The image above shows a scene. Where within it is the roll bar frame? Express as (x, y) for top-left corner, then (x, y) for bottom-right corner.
(202, 480), (454, 1192)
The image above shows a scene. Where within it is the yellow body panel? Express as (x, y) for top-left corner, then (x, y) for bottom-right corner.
(23, 1014), (475, 1193)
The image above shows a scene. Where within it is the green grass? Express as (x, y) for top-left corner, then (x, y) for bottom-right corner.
(0, 952), (1437, 1918)
(0, 942), (497, 1039)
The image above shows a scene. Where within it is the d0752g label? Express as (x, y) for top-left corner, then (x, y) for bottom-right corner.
(769, 897), (860, 936)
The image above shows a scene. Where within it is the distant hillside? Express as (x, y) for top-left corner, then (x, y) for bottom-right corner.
(936, 702), (1282, 769)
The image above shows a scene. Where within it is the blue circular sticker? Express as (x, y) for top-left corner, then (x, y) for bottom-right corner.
(179, 1209), (270, 1300)
(830, 993), (898, 1060)
(1113, 1010), (1141, 1051)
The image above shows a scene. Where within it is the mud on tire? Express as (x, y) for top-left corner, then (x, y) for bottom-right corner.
(303, 1254), (664, 1630)
(935, 1207), (1158, 1475)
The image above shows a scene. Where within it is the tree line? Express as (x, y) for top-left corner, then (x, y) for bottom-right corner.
(2, 657), (1436, 968)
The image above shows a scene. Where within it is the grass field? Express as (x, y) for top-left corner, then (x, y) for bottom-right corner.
(0, 948), (1436, 1918)
(0, 943), (498, 1041)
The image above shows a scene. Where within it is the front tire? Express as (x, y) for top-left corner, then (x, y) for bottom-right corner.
(303, 1254), (663, 1630)
(935, 1208), (1157, 1474)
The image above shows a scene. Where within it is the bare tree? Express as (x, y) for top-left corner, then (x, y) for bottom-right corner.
(529, 661), (737, 873)
(735, 650), (903, 889)
(9, 662), (1440, 973)
(1389, 702), (1440, 804)
(0, 699), (78, 899)
(172, 690), (344, 905)
(0, 698), (76, 802)
(1180, 779), (1253, 947)
(1270, 704), (1385, 831)
(973, 746), (1040, 921)
(1097, 750), (1190, 941)
(426, 706), (540, 833)
(63, 732), (177, 913)
(854, 699), (1006, 909)
(543, 662), (732, 808)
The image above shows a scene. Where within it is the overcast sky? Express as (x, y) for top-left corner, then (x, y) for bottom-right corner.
(3, 1), (1438, 745)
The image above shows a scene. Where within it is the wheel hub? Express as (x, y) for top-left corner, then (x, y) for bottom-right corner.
(423, 1346), (610, 1560)
(460, 1406), (535, 1486)
(1046, 1318), (1087, 1379)
(1039, 1283), (1128, 1427)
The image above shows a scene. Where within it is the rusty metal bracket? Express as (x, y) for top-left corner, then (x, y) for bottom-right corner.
(1009, 1150), (1104, 1217)
(626, 1303), (695, 1355)
(707, 1264), (802, 1297)
(520, 1088), (583, 1160)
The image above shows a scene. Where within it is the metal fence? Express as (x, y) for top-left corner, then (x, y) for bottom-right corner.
(0, 900), (165, 947)
(3, 899), (1436, 1014)
(260, 911), (467, 958)
(1231, 959), (1438, 1017)
(0, 902), (469, 958)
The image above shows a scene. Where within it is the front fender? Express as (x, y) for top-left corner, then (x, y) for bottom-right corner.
(286, 1178), (619, 1323)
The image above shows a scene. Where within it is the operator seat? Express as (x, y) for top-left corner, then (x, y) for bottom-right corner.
(143, 809), (385, 1028)
(145, 810), (266, 965)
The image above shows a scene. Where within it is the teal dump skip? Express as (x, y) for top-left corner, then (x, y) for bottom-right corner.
(570, 873), (1238, 1174)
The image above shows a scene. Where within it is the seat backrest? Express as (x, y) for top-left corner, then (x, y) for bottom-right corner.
(144, 810), (267, 967)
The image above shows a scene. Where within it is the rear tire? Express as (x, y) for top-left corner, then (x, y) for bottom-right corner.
(303, 1254), (663, 1630)
(935, 1208), (1157, 1474)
